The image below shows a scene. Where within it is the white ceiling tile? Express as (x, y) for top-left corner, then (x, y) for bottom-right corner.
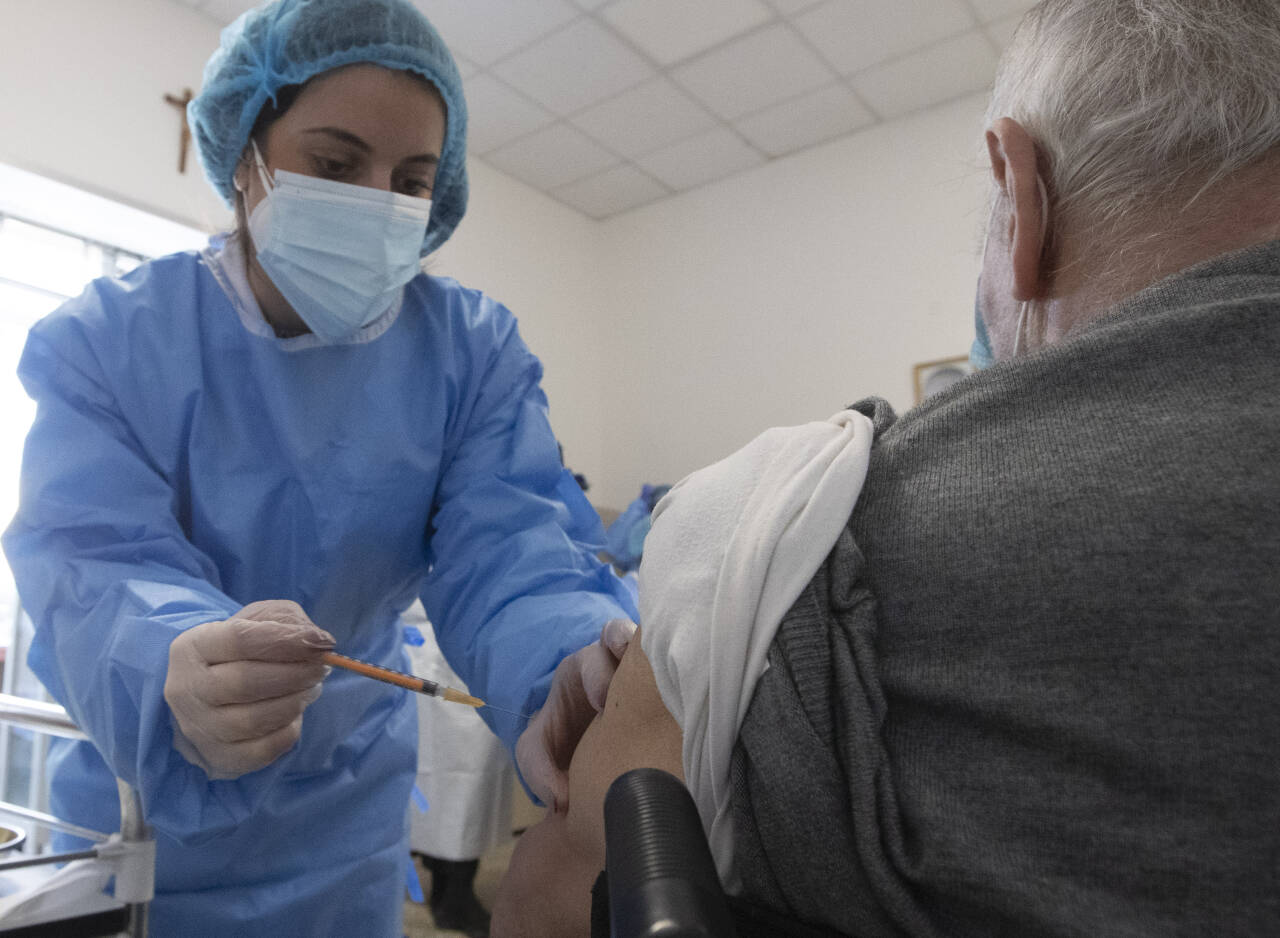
(984, 13), (1024, 52)
(570, 78), (718, 159)
(168, 0), (1023, 213)
(635, 127), (765, 191)
(796, 0), (976, 74)
(968, 0), (1035, 23)
(463, 74), (556, 155)
(482, 122), (621, 190)
(672, 24), (835, 120)
(412, 0), (580, 67)
(734, 82), (875, 156)
(851, 30), (998, 119)
(554, 165), (670, 218)
(764, 0), (827, 14)
(602, 0), (774, 67)
(493, 18), (655, 115)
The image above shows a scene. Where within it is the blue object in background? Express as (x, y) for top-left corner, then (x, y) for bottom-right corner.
(405, 852), (426, 904)
(604, 484), (671, 572)
(411, 783), (430, 813)
(405, 783), (429, 904)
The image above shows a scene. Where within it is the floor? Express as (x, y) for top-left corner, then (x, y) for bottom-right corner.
(403, 837), (515, 937)
(403, 784), (540, 937)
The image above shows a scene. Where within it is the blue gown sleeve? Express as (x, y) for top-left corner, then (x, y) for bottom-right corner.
(2, 323), (292, 845)
(420, 301), (638, 752)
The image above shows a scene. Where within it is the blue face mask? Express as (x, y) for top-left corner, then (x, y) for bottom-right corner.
(970, 283), (995, 370)
(248, 142), (432, 341)
(973, 175), (1051, 366)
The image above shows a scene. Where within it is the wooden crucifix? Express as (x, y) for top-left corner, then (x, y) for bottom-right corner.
(164, 88), (195, 174)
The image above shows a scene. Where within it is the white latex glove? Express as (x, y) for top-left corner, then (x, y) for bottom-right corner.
(164, 599), (335, 779)
(515, 618), (636, 811)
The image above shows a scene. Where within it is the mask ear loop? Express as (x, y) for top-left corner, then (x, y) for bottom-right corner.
(250, 138), (275, 194)
(1013, 174), (1051, 357)
(1012, 301), (1030, 356)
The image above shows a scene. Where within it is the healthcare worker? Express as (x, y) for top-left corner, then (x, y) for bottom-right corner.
(1, 1), (638, 934)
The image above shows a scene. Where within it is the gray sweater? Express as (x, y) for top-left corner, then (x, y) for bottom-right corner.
(729, 241), (1280, 937)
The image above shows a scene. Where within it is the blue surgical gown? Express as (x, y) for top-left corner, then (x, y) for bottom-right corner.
(1, 248), (636, 936)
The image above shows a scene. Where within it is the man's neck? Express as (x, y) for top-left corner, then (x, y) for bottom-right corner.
(1045, 163), (1280, 342)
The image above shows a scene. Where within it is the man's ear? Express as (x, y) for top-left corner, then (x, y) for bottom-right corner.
(985, 117), (1049, 301)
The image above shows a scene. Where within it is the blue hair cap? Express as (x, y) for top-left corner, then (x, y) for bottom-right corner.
(189, 0), (468, 256)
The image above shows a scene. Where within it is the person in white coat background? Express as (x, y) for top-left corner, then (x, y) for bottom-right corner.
(403, 601), (513, 937)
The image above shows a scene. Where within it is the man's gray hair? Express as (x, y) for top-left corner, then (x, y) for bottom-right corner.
(987, 0), (1280, 248)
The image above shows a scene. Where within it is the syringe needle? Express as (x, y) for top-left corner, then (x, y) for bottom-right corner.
(478, 703), (530, 717)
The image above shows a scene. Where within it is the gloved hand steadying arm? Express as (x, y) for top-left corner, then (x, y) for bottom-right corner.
(515, 618), (637, 811)
(163, 600), (336, 780)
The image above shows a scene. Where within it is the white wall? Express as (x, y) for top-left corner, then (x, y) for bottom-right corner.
(0, 0), (613, 490)
(1, 0), (992, 513)
(589, 94), (989, 508)
(0, 0), (230, 232)
(430, 162), (611, 493)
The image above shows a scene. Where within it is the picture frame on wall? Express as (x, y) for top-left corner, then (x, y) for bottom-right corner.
(913, 355), (975, 405)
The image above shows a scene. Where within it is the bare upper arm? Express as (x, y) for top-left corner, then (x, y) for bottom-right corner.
(492, 629), (683, 937)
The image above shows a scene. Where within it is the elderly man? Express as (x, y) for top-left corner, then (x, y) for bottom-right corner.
(493, 1), (1280, 935)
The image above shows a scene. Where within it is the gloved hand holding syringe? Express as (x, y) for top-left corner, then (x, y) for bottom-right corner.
(165, 599), (528, 782)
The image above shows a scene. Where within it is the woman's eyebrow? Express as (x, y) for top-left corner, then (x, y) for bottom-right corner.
(300, 127), (371, 150)
(300, 127), (439, 166)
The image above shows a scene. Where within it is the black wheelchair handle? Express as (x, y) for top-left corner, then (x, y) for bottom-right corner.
(604, 767), (737, 938)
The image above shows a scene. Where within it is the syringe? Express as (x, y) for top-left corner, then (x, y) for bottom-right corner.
(321, 651), (523, 715)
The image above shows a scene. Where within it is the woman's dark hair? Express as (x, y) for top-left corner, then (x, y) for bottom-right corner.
(250, 83), (306, 146)
(233, 83), (304, 234)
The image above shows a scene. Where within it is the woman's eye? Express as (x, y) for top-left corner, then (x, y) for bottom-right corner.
(399, 178), (433, 198)
(311, 156), (352, 178)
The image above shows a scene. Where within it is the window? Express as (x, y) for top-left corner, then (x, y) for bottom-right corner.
(0, 215), (153, 639)
(0, 163), (208, 807)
